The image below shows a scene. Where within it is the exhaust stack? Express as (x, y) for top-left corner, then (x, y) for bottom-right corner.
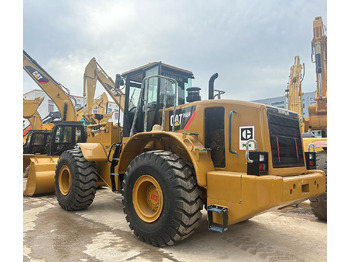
(208, 73), (219, 99)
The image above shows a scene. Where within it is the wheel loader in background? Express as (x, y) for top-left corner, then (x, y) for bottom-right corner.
(54, 61), (326, 247)
(23, 50), (112, 196)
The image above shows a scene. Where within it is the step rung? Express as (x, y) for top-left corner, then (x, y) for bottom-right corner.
(207, 205), (228, 233)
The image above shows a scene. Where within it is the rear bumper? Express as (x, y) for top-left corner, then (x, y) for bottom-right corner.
(281, 171), (326, 203)
(207, 170), (326, 225)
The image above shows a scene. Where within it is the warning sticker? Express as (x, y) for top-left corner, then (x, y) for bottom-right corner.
(239, 126), (256, 150)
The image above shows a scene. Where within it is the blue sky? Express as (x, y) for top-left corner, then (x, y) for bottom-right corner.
(23, 0), (327, 101)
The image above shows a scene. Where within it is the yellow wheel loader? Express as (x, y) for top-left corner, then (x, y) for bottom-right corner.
(54, 62), (325, 247)
(23, 121), (87, 196)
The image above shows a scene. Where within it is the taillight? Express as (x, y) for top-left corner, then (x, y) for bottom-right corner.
(259, 163), (266, 171)
(247, 152), (268, 176)
(305, 152), (316, 170)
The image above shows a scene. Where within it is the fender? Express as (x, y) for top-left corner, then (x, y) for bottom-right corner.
(117, 131), (215, 187)
(77, 143), (107, 161)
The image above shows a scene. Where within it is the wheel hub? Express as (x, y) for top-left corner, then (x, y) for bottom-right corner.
(59, 165), (71, 195)
(133, 175), (163, 223)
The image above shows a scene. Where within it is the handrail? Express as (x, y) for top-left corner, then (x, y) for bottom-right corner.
(228, 110), (238, 157)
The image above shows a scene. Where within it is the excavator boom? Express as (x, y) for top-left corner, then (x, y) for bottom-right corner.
(23, 50), (77, 121)
(309, 16), (327, 131)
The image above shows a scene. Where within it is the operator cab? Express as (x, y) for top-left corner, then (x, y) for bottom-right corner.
(23, 130), (51, 154)
(48, 121), (87, 155)
(120, 62), (194, 136)
(23, 122), (87, 156)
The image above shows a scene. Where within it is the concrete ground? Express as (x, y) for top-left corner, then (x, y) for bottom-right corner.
(23, 179), (327, 262)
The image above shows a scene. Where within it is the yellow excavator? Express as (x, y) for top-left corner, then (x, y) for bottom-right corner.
(23, 93), (111, 142)
(53, 61), (325, 247)
(23, 50), (83, 195)
(22, 50), (107, 195)
(307, 16), (327, 220)
(285, 56), (326, 153)
(285, 17), (327, 220)
(285, 56), (304, 129)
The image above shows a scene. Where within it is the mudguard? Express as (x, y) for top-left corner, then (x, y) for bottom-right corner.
(117, 131), (215, 187)
(77, 143), (108, 161)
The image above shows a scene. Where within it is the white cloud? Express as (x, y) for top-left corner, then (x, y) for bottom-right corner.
(23, 0), (327, 102)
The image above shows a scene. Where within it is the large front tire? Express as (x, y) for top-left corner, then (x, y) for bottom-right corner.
(55, 148), (98, 211)
(310, 150), (327, 221)
(122, 150), (203, 247)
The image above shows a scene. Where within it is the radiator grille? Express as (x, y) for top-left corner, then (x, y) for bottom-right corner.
(267, 107), (304, 168)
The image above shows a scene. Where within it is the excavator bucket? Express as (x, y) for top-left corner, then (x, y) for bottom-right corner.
(23, 155), (58, 196)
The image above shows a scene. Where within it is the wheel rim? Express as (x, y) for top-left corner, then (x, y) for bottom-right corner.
(59, 165), (71, 195)
(132, 175), (163, 223)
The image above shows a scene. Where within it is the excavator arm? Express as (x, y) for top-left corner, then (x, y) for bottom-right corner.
(308, 17), (327, 131)
(77, 92), (113, 123)
(84, 58), (131, 113)
(23, 50), (77, 121)
(27, 111), (43, 130)
(285, 56), (305, 129)
(97, 92), (109, 114)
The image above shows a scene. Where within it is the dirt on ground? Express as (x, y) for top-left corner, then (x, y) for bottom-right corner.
(23, 179), (327, 262)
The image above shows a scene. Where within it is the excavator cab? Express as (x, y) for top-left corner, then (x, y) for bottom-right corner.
(120, 62), (194, 136)
(47, 121), (86, 156)
(23, 130), (51, 155)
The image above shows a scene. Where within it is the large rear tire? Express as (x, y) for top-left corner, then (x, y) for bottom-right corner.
(310, 150), (327, 221)
(55, 148), (98, 211)
(122, 150), (202, 247)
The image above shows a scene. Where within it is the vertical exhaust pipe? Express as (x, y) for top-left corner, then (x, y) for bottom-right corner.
(208, 73), (218, 100)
